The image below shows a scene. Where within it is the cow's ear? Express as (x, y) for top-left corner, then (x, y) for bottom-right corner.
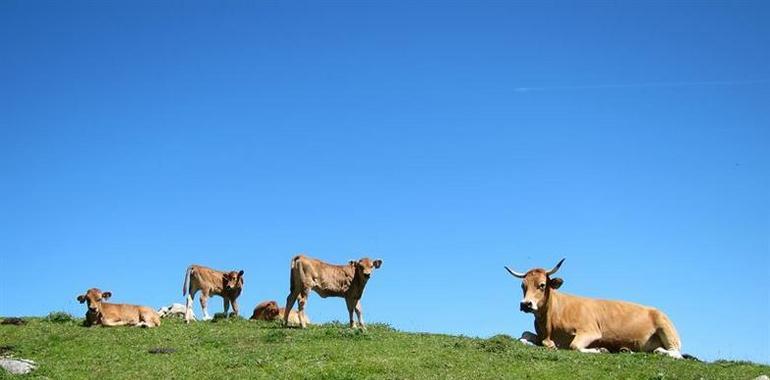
(373, 259), (382, 269)
(77, 295), (86, 303)
(101, 291), (112, 300)
(238, 270), (244, 277)
(549, 278), (563, 289)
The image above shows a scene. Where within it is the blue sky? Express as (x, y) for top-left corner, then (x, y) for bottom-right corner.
(1, 1), (768, 363)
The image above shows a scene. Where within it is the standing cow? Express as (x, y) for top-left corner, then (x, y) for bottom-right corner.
(284, 254), (383, 329)
(182, 264), (244, 322)
(504, 259), (684, 358)
(77, 288), (160, 328)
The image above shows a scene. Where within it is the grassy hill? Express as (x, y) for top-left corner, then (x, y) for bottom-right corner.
(1, 316), (767, 379)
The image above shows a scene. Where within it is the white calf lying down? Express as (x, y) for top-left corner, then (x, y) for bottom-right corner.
(158, 303), (196, 320)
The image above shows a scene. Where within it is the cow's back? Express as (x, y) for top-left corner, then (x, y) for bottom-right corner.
(189, 265), (225, 294)
(552, 293), (668, 351)
(100, 303), (155, 326)
(293, 255), (353, 296)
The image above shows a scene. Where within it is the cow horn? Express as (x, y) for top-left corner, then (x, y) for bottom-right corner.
(546, 258), (565, 276)
(504, 266), (526, 278)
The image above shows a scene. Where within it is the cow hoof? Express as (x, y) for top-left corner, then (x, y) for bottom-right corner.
(598, 347), (610, 353)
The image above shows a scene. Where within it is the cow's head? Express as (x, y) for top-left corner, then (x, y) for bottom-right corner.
(504, 259), (565, 314)
(223, 270), (244, 291)
(76, 288), (112, 313)
(157, 306), (170, 317)
(253, 300), (280, 320)
(350, 258), (383, 280)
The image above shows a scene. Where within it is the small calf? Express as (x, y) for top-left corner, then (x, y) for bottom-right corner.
(158, 303), (196, 320)
(250, 300), (307, 326)
(284, 255), (383, 329)
(182, 264), (244, 322)
(77, 288), (160, 328)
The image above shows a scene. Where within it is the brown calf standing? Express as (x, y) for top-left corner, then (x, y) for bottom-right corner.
(182, 264), (244, 322)
(284, 254), (382, 329)
(76, 288), (160, 328)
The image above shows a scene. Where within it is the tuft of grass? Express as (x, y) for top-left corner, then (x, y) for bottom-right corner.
(262, 329), (289, 344)
(477, 334), (517, 353)
(44, 312), (77, 324)
(147, 347), (176, 354)
(0, 317), (767, 379)
(211, 313), (245, 323)
(0, 345), (15, 355)
(0, 317), (26, 326)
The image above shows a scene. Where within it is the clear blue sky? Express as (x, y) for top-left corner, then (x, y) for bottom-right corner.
(1, 1), (768, 363)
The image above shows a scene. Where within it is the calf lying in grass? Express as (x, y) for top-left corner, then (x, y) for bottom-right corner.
(251, 300), (307, 326)
(77, 288), (160, 328)
(158, 303), (196, 320)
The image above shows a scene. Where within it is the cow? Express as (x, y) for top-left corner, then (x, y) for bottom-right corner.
(250, 300), (307, 326)
(158, 303), (196, 320)
(76, 288), (160, 328)
(284, 254), (383, 329)
(182, 265), (244, 322)
(504, 259), (683, 358)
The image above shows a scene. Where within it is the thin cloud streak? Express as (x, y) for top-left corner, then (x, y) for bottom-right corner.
(514, 79), (770, 93)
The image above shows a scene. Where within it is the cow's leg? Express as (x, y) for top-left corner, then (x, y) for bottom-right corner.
(200, 293), (212, 320)
(185, 289), (197, 323)
(654, 347), (684, 359)
(519, 331), (538, 346)
(354, 300), (365, 330)
(345, 298), (356, 328)
(570, 332), (604, 353)
(296, 289), (310, 329)
(651, 311), (683, 359)
(284, 291), (299, 327)
(231, 298), (239, 317)
(101, 318), (128, 327)
(223, 297), (230, 317)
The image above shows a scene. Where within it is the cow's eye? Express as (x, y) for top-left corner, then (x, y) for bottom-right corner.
(538, 283), (546, 290)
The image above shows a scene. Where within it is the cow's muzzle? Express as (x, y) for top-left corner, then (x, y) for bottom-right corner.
(519, 301), (535, 313)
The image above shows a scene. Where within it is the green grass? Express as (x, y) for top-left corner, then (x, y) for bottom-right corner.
(1, 317), (767, 379)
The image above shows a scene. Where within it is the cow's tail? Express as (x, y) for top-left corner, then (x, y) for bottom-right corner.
(289, 256), (302, 294)
(183, 265), (193, 297)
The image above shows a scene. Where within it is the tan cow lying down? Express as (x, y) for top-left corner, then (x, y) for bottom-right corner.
(77, 288), (160, 328)
(250, 300), (307, 326)
(505, 259), (683, 359)
(183, 264), (244, 322)
(284, 254), (382, 329)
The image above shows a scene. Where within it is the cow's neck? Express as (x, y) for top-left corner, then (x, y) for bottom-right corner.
(347, 270), (368, 297)
(533, 290), (561, 337)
